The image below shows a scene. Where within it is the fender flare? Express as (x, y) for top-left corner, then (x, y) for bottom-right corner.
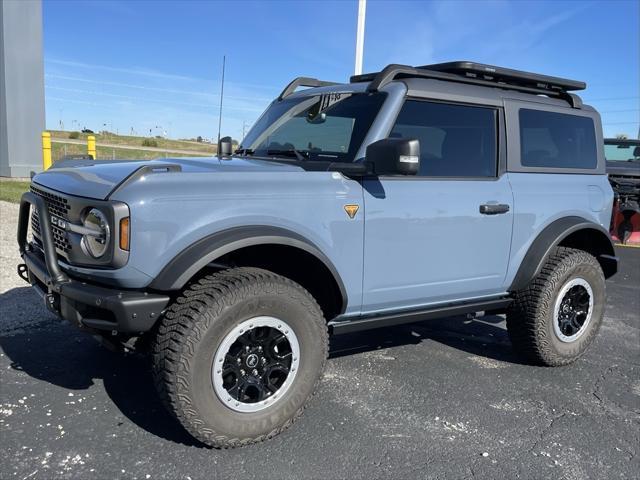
(150, 226), (348, 306)
(509, 216), (617, 292)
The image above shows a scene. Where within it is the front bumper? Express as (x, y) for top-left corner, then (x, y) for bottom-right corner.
(17, 191), (169, 334)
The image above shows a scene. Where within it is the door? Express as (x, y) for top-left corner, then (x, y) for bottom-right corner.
(362, 99), (513, 313)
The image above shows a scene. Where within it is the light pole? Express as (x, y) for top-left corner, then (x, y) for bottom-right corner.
(217, 55), (226, 153)
(354, 0), (367, 76)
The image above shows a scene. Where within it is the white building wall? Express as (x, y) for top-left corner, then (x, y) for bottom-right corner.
(0, 0), (45, 178)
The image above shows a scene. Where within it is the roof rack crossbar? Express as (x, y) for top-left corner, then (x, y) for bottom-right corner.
(352, 62), (585, 108)
(278, 77), (339, 100)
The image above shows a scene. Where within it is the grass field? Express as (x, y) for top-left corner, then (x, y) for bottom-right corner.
(0, 179), (30, 203)
(50, 130), (217, 154)
(51, 142), (201, 161)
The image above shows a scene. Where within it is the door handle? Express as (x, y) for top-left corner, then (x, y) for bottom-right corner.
(479, 203), (510, 215)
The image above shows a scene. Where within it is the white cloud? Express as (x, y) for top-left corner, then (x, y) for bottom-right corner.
(47, 58), (202, 82)
(45, 74), (274, 102)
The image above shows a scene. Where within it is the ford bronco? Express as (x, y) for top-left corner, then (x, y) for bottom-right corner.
(17, 61), (617, 447)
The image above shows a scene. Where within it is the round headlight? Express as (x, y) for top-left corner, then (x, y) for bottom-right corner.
(81, 208), (110, 258)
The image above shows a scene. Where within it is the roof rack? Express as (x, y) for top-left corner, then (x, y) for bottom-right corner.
(350, 61), (585, 108)
(278, 77), (339, 101)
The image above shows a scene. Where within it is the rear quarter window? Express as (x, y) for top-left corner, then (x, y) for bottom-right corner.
(519, 109), (597, 169)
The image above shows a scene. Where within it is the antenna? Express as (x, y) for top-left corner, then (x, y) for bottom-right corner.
(242, 120), (249, 141)
(216, 55), (226, 154)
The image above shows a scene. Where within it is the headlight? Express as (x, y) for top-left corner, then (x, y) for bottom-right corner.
(81, 208), (110, 258)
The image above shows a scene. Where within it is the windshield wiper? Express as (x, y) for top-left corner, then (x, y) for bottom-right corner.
(267, 149), (309, 161)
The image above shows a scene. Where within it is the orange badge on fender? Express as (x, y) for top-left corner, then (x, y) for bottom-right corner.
(344, 204), (359, 219)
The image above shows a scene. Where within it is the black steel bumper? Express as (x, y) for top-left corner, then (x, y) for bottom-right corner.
(17, 191), (170, 334)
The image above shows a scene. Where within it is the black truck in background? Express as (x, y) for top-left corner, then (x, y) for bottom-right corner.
(605, 138), (640, 244)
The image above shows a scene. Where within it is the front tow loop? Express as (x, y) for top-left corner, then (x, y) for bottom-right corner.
(17, 263), (29, 283)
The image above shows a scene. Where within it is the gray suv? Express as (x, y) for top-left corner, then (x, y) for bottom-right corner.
(17, 61), (617, 447)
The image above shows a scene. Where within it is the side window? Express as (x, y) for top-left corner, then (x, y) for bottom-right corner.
(390, 100), (498, 177)
(519, 109), (597, 169)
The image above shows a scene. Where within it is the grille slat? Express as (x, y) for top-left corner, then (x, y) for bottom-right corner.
(30, 186), (73, 253)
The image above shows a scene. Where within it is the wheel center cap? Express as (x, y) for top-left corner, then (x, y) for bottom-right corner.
(245, 353), (259, 368)
(562, 304), (570, 313)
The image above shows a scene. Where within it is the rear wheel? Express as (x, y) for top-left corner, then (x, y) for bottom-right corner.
(152, 267), (328, 447)
(507, 247), (606, 366)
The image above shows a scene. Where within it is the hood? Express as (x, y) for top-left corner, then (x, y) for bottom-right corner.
(606, 161), (640, 178)
(32, 156), (303, 200)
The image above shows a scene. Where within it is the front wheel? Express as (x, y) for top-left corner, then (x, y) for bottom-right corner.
(152, 267), (328, 448)
(507, 247), (606, 366)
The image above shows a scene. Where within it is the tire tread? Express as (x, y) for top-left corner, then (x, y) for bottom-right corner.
(507, 247), (604, 366)
(152, 267), (328, 448)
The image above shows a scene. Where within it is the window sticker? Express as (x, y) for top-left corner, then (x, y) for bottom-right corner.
(307, 93), (352, 123)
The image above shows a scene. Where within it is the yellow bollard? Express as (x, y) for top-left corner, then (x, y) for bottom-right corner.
(87, 135), (96, 159)
(42, 131), (52, 170)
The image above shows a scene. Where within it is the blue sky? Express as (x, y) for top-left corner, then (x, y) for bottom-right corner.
(43, 0), (639, 141)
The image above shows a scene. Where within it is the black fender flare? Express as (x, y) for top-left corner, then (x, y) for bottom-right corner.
(509, 216), (617, 292)
(150, 226), (348, 307)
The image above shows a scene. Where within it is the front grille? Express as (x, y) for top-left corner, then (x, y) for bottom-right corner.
(30, 186), (73, 253)
(30, 185), (71, 218)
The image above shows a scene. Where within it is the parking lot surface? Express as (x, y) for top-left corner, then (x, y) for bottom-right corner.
(1, 200), (638, 479)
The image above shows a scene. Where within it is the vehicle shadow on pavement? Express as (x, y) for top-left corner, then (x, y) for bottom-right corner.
(1, 286), (524, 448)
(0, 286), (204, 447)
(329, 314), (528, 365)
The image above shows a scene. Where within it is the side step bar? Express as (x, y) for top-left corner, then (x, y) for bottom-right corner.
(328, 297), (512, 335)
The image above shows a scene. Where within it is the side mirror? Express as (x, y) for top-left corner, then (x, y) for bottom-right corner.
(365, 138), (420, 175)
(218, 136), (233, 157)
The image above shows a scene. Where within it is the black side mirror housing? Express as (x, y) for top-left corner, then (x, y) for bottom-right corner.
(365, 138), (420, 175)
(218, 136), (233, 157)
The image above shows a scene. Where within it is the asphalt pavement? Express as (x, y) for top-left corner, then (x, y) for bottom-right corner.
(1, 203), (638, 479)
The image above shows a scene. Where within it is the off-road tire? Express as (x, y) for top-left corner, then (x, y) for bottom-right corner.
(152, 267), (328, 448)
(506, 247), (605, 366)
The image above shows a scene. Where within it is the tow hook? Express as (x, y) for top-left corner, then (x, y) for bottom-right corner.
(17, 264), (29, 283)
(45, 292), (60, 315)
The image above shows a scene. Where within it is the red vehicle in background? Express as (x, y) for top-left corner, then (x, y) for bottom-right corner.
(605, 138), (640, 245)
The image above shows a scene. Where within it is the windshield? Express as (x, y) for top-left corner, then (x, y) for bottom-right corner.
(240, 92), (386, 162)
(604, 141), (640, 162)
